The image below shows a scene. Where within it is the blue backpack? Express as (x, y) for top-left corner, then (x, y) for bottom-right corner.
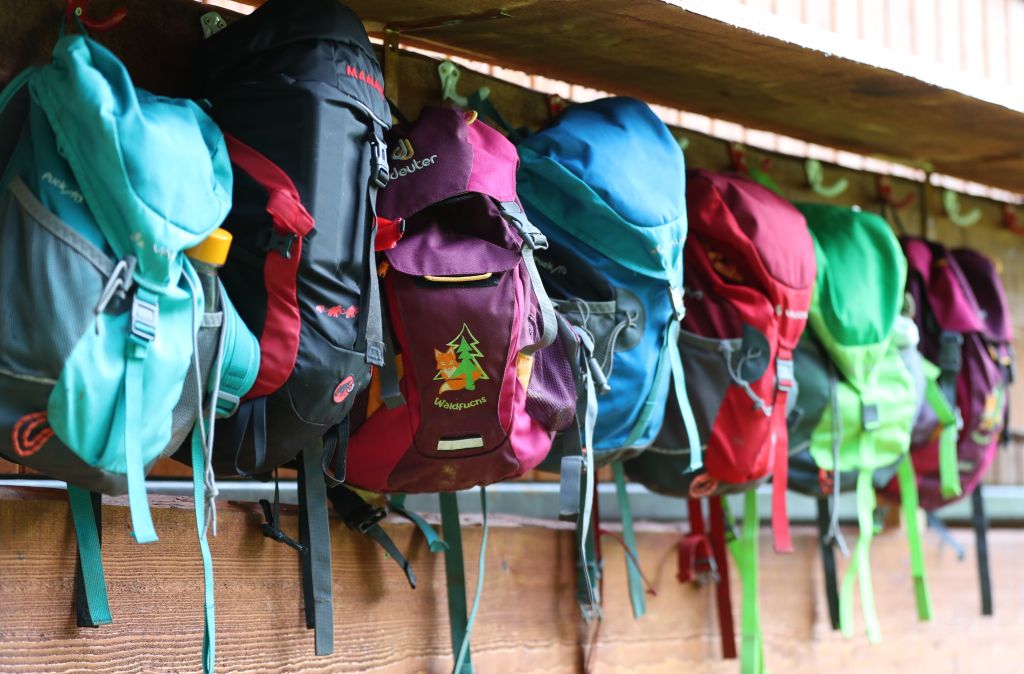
(517, 97), (700, 617)
(0, 36), (259, 673)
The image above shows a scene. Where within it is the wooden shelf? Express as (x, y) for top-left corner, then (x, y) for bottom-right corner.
(328, 0), (1024, 195)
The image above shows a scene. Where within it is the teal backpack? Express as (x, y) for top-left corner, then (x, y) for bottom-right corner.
(792, 203), (935, 642)
(0, 35), (259, 673)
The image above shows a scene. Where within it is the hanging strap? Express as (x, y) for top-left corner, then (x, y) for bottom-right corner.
(297, 443), (334, 656)
(388, 494), (449, 553)
(189, 425), (217, 673)
(936, 331), (964, 404)
(68, 486), (111, 627)
(708, 497), (737, 659)
(839, 469), (881, 642)
(321, 418), (349, 487)
(815, 497), (841, 631)
(441, 490), (490, 674)
(923, 366), (963, 499)
(610, 461), (646, 618)
(897, 454), (932, 622)
(363, 132), (388, 367)
(124, 287), (159, 544)
(972, 485), (993, 616)
(575, 349), (600, 617)
(499, 202), (557, 355)
(377, 295), (405, 410)
(772, 353), (795, 553)
(725, 492), (764, 674)
(231, 397), (268, 477)
(329, 485), (417, 588)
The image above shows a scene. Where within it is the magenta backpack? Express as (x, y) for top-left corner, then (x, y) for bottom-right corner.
(890, 237), (1014, 615)
(334, 106), (570, 672)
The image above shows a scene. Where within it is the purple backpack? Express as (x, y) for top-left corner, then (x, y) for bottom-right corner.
(896, 237), (1014, 615)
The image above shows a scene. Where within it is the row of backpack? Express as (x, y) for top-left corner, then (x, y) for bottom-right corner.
(0, 0), (1013, 672)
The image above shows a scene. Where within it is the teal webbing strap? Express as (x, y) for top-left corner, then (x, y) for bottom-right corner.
(897, 455), (933, 621)
(124, 287), (159, 544)
(623, 318), (680, 451)
(611, 461), (646, 618)
(668, 320), (702, 472)
(299, 443), (334, 656)
(389, 495), (448, 553)
(441, 491), (490, 674)
(839, 469), (881, 642)
(924, 375), (962, 499)
(68, 485), (111, 626)
(726, 492), (764, 674)
(189, 427), (216, 674)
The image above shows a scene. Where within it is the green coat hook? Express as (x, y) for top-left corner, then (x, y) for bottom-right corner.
(676, 135), (690, 152)
(438, 60), (490, 109)
(805, 159), (849, 199)
(943, 189), (982, 228)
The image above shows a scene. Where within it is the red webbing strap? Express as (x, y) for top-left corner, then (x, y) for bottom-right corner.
(374, 216), (405, 251)
(678, 499), (714, 584)
(709, 497), (738, 659)
(223, 134), (315, 399)
(771, 348), (795, 553)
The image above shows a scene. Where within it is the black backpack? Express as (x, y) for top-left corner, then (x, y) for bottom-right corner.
(195, 0), (391, 656)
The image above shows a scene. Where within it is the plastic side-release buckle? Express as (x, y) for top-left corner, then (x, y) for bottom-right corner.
(371, 138), (390, 189)
(500, 202), (548, 250)
(129, 292), (158, 347)
(342, 501), (388, 535)
(670, 286), (686, 321)
(777, 357), (795, 392)
(861, 402), (881, 431)
(216, 390), (241, 418)
(938, 331), (964, 373)
(258, 229), (298, 259)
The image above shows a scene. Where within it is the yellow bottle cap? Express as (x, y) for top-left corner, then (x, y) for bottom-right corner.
(186, 228), (233, 266)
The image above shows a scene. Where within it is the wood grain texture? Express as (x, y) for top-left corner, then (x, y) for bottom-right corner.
(3, 490), (1024, 673)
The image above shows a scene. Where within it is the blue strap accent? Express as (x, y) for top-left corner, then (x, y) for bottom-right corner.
(452, 489), (488, 674)
(611, 461), (646, 618)
(623, 317), (678, 449)
(68, 485), (111, 626)
(124, 288), (159, 544)
(667, 319), (702, 471)
(190, 426), (216, 674)
(389, 495), (448, 553)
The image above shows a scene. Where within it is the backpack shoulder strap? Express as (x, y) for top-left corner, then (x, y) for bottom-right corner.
(498, 202), (556, 355)
(297, 442), (334, 656)
(896, 454), (933, 622)
(441, 490), (490, 674)
(972, 485), (993, 615)
(68, 486), (111, 628)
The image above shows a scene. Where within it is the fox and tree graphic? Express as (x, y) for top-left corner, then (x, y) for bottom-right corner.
(434, 323), (489, 394)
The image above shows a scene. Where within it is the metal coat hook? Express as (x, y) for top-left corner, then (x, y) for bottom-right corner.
(805, 159), (849, 198)
(66, 0), (127, 31)
(438, 60), (490, 109)
(943, 189), (982, 228)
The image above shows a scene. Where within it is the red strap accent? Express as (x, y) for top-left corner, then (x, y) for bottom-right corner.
(771, 389), (794, 553)
(374, 216), (405, 251)
(709, 498), (738, 660)
(678, 499), (714, 584)
(12, 412), (54, 458)
(223, 134), (316, 399)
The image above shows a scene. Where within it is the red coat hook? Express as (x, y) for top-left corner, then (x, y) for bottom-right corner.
(729, 143), (772, 176)
(66, 0), (127, 31)
(877, 176), (916, 210)
(1004, 204), (1024, 235)
(546, 94), (568, 119)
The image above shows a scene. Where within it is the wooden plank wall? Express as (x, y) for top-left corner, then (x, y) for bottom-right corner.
(3, 490), (1024, 674)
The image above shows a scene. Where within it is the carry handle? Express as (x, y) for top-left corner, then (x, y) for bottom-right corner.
(423, 273), (493, 283)
(223, 134), (314, 237)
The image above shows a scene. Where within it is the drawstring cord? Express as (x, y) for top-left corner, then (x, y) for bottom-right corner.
(719, 341), (773, 417)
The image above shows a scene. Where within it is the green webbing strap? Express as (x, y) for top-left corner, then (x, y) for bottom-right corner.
(610, 461), (646, 618)
(188, 427), (216, 673)
(441, 490), (490, 674)
(389, 495), (448, 553)
(124, 289), (160, 544)
(839, 469), (881, 643)
(725, 492), (765, 674)
(68, 485), (111, 627)
(924, 374), (963, 499)
(298, 443), (334, 656)
(897, 455), (933, 621)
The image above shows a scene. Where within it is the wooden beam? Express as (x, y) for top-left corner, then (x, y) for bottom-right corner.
(3, 489), (1024, 673)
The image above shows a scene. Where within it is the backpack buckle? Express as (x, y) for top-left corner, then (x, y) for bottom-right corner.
(216, 390), (241, 418)
(371, 139), (390, 188)
(129, 292), (158, 346)
(670, 286), (686, 321)
(938, 331), (964, 374)
(258, 229), (298, 259)
(341, 501), (388, 534)
(776, 357), (795, 392)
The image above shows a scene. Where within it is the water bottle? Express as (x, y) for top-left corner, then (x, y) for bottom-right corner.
(186, 228), (233, 313)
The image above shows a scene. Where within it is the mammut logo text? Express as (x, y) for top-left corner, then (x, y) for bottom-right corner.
(391, 138), (414, 161)
(40, 172), (83, 204)
(390, 155), (438, 180)
(535, 257), (567, 275)
(344, 65), (384, 98)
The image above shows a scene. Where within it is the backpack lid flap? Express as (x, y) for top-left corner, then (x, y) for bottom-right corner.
(951, 247), (1013, 342)
(385, 212), (522, 278)
(902, 237), (985, 334)
(378, 106), (519, 221)
(517, 97), (686, 282)
(31, 36), (233, 290)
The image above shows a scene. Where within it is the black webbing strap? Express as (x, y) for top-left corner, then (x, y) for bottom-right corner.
(440, 492), (474, 674)
(937, 331), (964, 405)
(72, 489), (108, 628)
(816, 497), (841, 630)
(297, 444), (334, 656)
(972, 485), (993, 616)
(328, 485), (417, 589)
(321, 417), (349, 487)
(231, 397), (268, 477)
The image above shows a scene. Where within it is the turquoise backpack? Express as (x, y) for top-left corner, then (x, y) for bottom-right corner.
(0, 35), (259, 673)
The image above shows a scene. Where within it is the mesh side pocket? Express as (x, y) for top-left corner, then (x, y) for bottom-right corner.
(165, 312), (222, 460)
(526, 315), (578, 432)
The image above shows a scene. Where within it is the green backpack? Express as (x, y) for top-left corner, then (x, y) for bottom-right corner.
(795, 203), (934, 641)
